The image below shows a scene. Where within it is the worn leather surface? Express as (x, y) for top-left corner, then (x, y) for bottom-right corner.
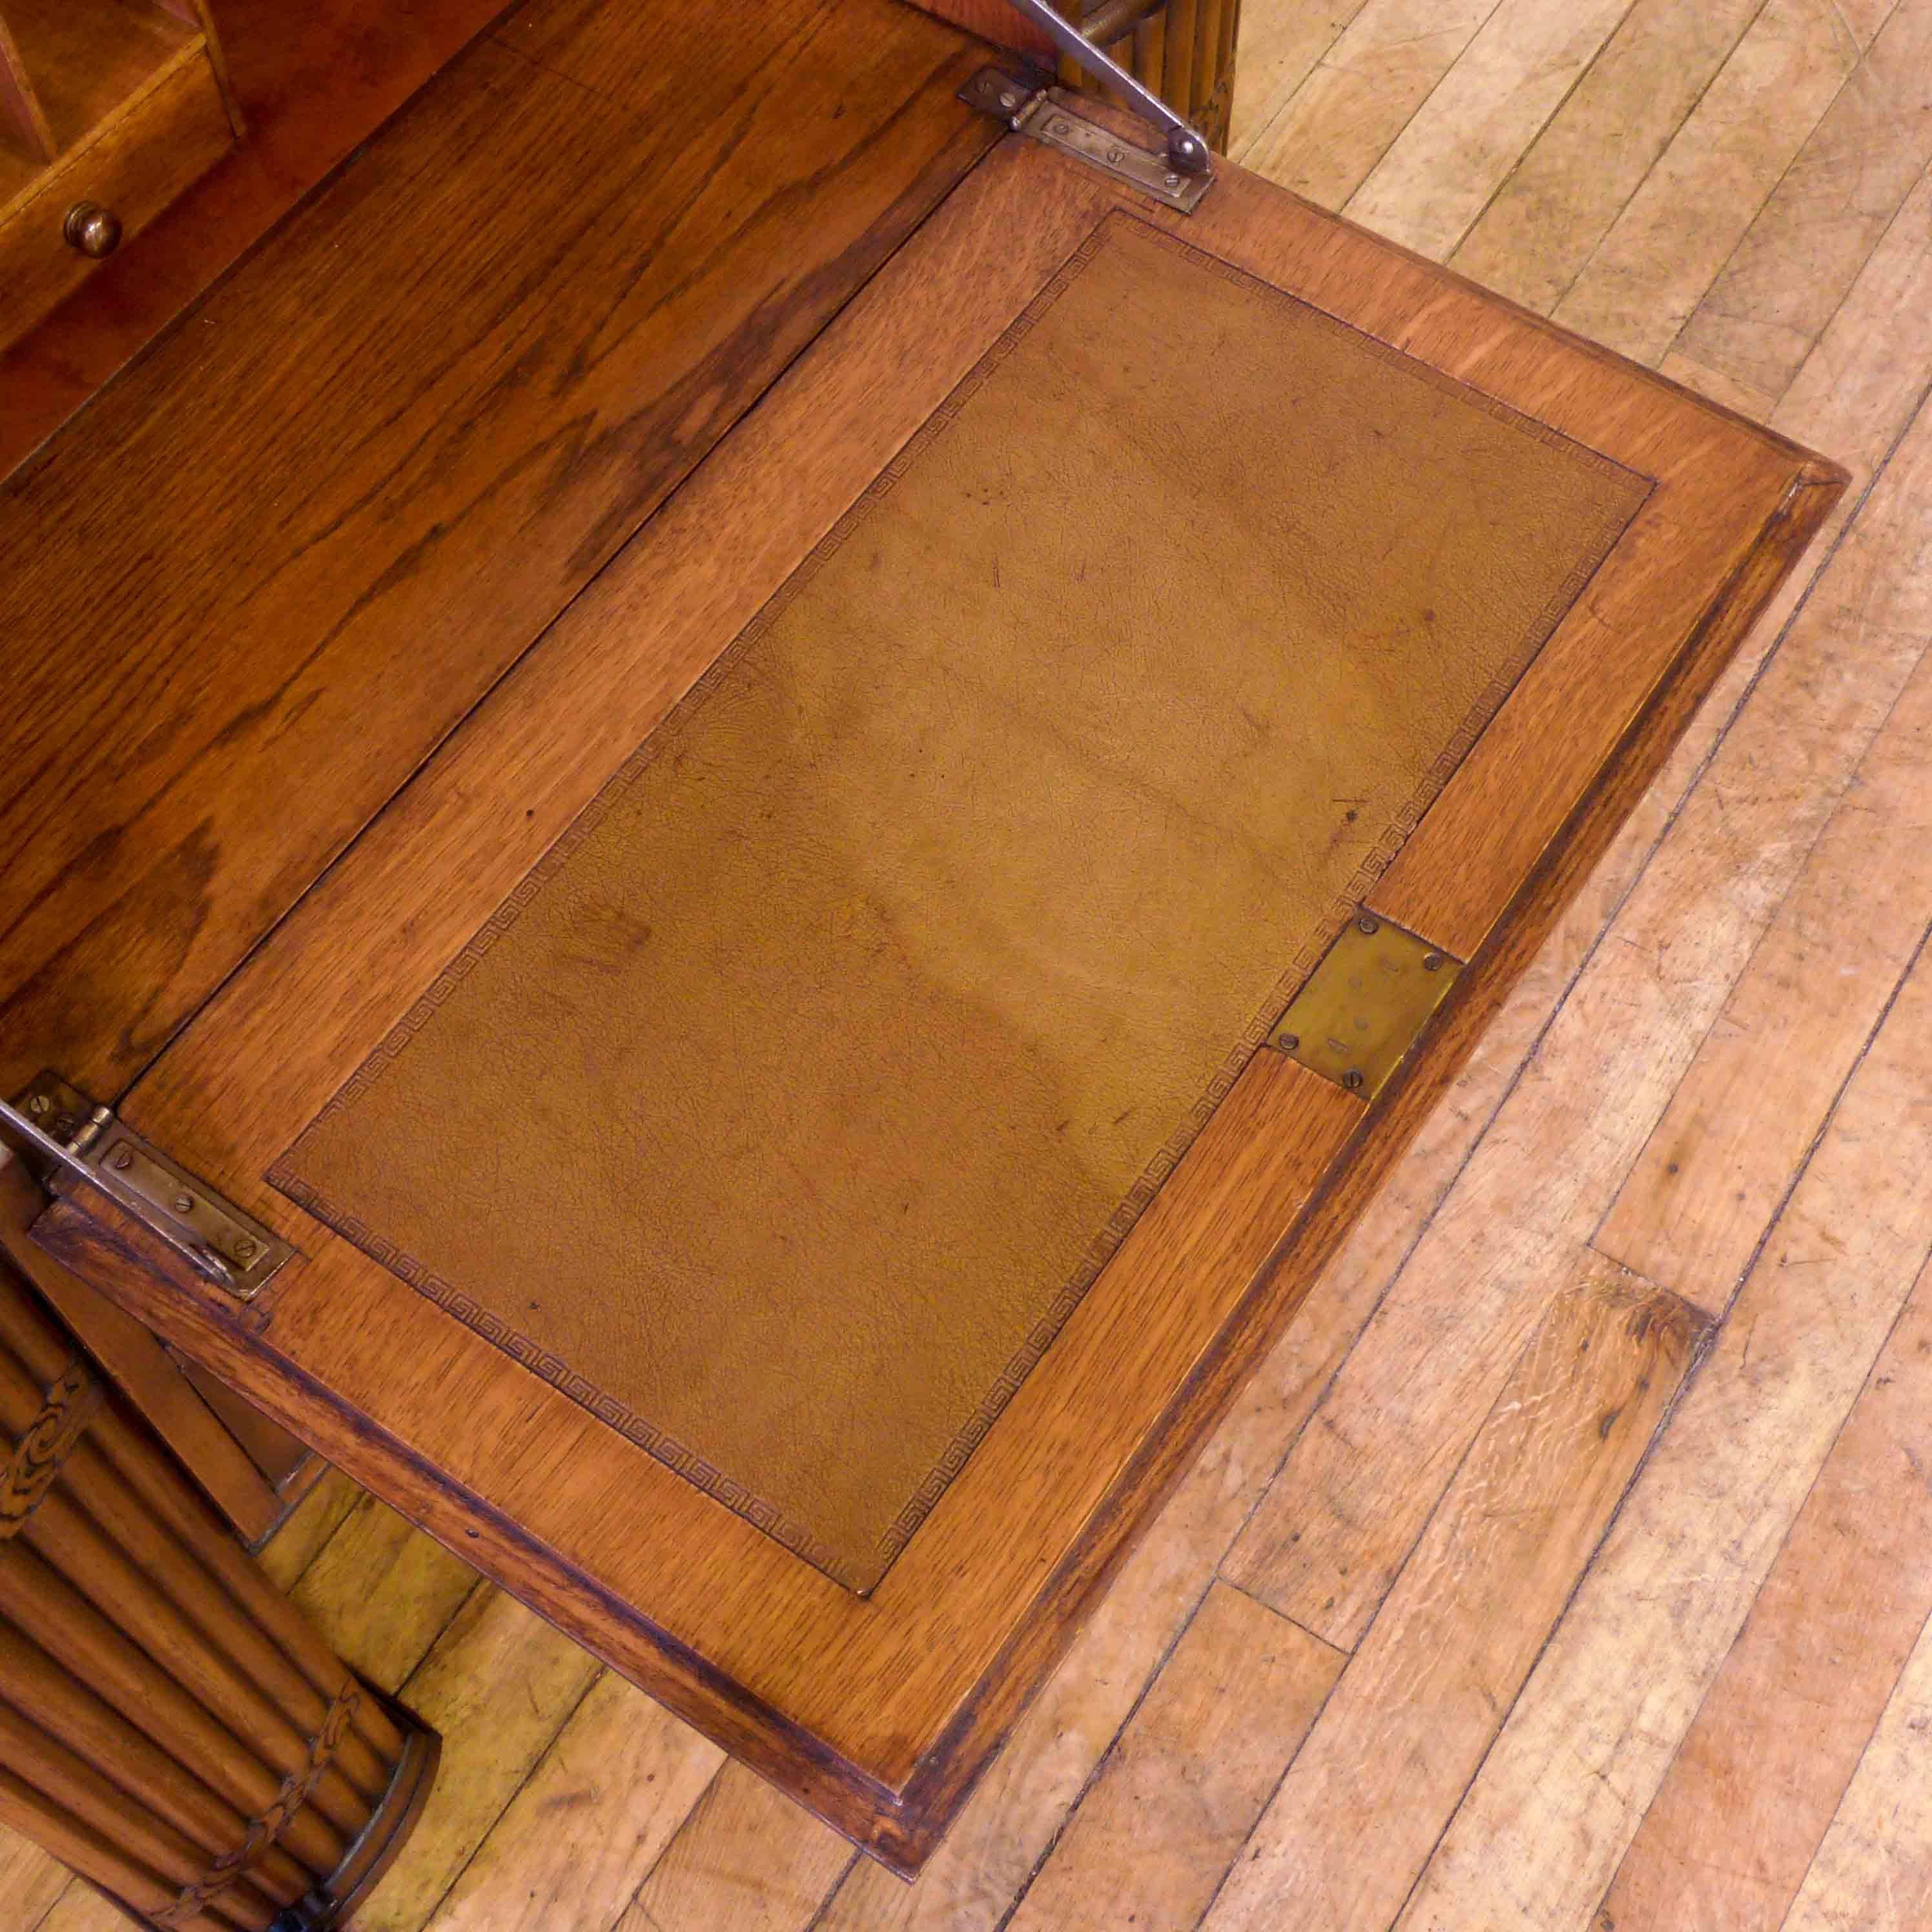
(274, 217), (1645, 1590)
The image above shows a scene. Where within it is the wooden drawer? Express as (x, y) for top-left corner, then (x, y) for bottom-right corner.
(0, 40), (233, 353)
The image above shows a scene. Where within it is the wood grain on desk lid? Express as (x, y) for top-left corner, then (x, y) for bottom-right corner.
(271, 216), (1645, 1590)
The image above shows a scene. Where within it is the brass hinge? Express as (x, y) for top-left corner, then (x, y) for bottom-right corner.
(0, 1072), (292, 1300)
(1267, 914), (1463, 1102)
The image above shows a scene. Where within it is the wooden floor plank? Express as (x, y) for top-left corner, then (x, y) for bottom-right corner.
(1780, 1577), (1932, 1931)
(254, 1463), (363, 1593)
(1220, 384), (1932, 1651)
(358, 1588), (604, 1932)
(1691, 160), (1932, 669)
(28, 1887), (141, 1932)
(1599, 289), (1932, 1265)
(1554, 0), (1858, 365)
(1006, 1584), (1341, 1932)
(1834, 0), (1906, 45)
(0, 1832), (74, 1932)
(1346, 0), (1639, 262)
(1598, 1260), (1932, 1931)
(1392, 936), (1932, 1931)
(1450, 0), (1767, 313)
(1775, 165), (1932, 478)
(1236, 0), (1503, 210)
(423, 1669), (723, 1932)
(289, 1492), (482, 1693)
(1599, 608), (1932, 1299)
(1228, 0), (1371, 158)
(1205, 1253), (1704, 1932)
(1671, 0), (1932, 404)
(612, 1765), (852, 1932)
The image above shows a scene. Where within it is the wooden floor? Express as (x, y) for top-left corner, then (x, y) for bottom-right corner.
(11, 0), (1932, 1923)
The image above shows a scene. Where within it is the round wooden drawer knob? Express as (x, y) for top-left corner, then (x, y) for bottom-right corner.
(63, 202), (123, 259)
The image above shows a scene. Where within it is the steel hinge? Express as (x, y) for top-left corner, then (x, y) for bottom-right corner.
(1, 1071), (293, 1300)
(960, 64), (1213, 213)
(1267, 914), (1463, 1102)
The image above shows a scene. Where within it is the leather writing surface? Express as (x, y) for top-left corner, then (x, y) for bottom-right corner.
(272, 216), (1645, 1589)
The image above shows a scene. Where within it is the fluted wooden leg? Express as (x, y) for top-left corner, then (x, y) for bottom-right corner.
(0, 1252), (436, 1931)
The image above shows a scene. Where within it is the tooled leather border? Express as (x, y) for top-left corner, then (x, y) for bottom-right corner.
(271, 213), (1650, 1594)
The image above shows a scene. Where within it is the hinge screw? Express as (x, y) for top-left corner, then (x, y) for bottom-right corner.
(1343, 1069), (1365, 1091)
(1279, 1033), (1300, 1051)
(174, 1193), (194, 1214)
(26, 1094), (47, 1116)
(1166, 172), (1181, 188)
(108, 1147), (133, 1172)
(1423, 953), (1444, 972)
(234, 1237), (259, 1262)
(1357, 916), (1381, 936)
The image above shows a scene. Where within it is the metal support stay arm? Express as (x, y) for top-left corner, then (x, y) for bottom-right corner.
(998, 0), (1211, 178)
